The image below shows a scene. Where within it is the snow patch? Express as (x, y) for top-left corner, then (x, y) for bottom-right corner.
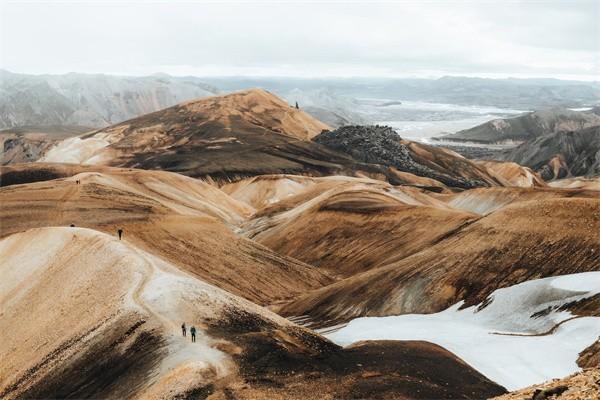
(327, 272), (600, 391)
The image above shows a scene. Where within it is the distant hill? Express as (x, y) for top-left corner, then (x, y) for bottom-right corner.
(32, 90), (503, 189)
(435, 108), (600, 145)
(0, 70), (218, 129)
(503, 126), (600, 180)
(0, 125), (91, 165)
(37, 89), (365, 181)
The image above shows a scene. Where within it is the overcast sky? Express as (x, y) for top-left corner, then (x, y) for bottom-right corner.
(1, 0), (598, 80)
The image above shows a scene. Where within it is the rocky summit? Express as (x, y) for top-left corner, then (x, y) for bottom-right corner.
(314, 125), (491, 189)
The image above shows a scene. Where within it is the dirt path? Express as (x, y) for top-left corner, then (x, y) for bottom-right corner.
(55, 181), (80, 225)
(124, 241), (231, 383)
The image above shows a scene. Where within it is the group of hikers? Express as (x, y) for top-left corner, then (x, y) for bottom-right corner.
(181, 323), (196, 342)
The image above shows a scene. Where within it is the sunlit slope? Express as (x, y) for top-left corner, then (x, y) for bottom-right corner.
(38, 90), (382, 181)
(477, 160), (546, 188)
(0, 165), (332, 304)
(441, 186), (600, 215)
(236, 176), (476, 277)
(0, 227), (506, 399)
(0, 227), (261, 398)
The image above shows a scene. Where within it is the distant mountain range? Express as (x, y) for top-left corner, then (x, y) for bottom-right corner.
(203, 76), (600, 109)
(4, 71), (598, 132)
(0, 70), (218, 129)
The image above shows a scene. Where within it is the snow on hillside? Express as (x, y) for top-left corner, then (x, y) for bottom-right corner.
(327, 272), (600, 390)
(40, 137), (110, 164)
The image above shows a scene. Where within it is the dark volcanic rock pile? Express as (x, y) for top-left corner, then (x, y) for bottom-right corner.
(314, 125), (488, 189)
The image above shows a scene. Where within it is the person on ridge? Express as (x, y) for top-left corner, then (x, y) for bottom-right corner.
(117, 228), (123, 240)
(181, 322), (186, 337)
(190, 326), (196, 343)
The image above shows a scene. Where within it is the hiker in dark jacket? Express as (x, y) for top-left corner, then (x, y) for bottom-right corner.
(181, 323), (186, 337)
(117, 228), (123, 240)
(190, 326), (196, 342)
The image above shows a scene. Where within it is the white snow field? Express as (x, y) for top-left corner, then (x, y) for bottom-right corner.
(327, 272), (600, 390)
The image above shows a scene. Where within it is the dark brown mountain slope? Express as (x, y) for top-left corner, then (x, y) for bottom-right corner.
(239, 176), (476, 278)
(502, 126), (600, 180)
(39, 89), (371, 181)
(37, 91), (506, 189)
(0, 228), (505, 400)
(279, 196), (600, 325)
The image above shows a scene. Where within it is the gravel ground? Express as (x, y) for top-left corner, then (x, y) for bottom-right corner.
(492, 368), (600, 400)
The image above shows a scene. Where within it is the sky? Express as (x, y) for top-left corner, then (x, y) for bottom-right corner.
(0, 0), (598, 80)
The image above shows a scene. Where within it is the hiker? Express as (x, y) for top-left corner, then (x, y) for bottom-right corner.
(181, 323), (186, 337)
(295, 101), (299, 109)
(190, 326), (196, 342)
(117, 228), (123, 240)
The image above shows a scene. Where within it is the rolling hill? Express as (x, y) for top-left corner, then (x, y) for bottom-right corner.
(233, 175), (476, 278)
(0, 164), (332, 305)
(35, 90), (506, 189)
(0, 170), (507, 400)
(279, 195), (600, 323)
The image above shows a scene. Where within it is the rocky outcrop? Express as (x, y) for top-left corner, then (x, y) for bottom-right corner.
(492, 368), (599, 400)
(314, 125), (498, 189)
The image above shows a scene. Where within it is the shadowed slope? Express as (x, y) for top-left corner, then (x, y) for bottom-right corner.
(280, 197), (600, 324)
(38, 90), (382, 181)
(236, 176), (476, 278)
(503, 126), (600, 180)
(0, 228), (506, 400)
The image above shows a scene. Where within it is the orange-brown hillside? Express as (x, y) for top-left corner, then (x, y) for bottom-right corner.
(0, 163), (332, 305)
(231, 175), (476, 278)
(279, 196), (600, 324)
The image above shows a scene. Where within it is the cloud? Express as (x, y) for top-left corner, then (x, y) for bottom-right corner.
(1, 0), (598, 79)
